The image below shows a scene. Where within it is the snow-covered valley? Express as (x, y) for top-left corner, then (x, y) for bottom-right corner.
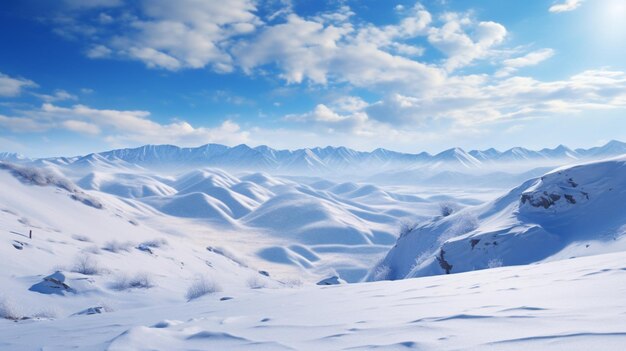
(1, 145), (626, 350)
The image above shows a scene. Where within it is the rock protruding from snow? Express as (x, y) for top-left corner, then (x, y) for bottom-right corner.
(316, 276), (345, 285)
(29, 271), (75, 295)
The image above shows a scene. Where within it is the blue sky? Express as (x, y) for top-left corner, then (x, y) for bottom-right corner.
(1, 0), (625, 157)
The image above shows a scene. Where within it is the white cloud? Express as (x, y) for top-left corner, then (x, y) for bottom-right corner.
(364, 69), (626, 127)
(0, 103), (250, 146)
(34, 89), (78, 103)
(125, 47), (182, 70)
(86, 45), (113, 59)
(63, 0), (122, 9)
(331, 96), (369, 113)
(108, 0), (259, 71)
(234, 14), (350, 84)
(53, 2), (442, 88)
(549, 0), (584, 13)
(427, 13), (507, 71)
(234, 10), (443, 90)
(285, 104), (371, 135)
(0, 114), (48, 132)
(503, 48), (555, 68)
(497, 48), (555, 77)
(61, 120), (101, 135)
(0, 73), (37, 97)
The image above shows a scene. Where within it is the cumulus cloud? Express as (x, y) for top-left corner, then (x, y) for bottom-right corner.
(58, 0), (260, 71)
(549, 0), (584, 13)
(118, 0), (260, 71)
(427, 13), (506, 71)
(234, 14), (350, 84)
(0, 73), (38, 97)
(48, 2), (445, 89)
(233, 10), (443, 90)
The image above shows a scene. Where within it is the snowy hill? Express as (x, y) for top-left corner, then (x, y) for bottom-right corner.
(369, 156), (626, 280)
(0, 161), (440, 288)
(0, 163), (283, 323)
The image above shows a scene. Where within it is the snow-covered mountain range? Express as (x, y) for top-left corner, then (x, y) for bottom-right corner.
(4, 140), (626, 177)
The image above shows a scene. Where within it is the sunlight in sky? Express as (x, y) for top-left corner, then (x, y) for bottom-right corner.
(596, 0), (626, 39)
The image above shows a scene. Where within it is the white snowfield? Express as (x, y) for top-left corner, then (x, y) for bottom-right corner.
(1, 251), (626, 350)
(1, 151), (626, 350)
(370, 155), (626, 280)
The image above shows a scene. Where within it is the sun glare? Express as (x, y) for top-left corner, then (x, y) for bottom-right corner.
(588, 0), (626, 44)
(604, 0), (626, 18)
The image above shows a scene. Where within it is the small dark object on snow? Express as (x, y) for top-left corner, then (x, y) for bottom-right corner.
(317, 276), (344, 285)
(470, 239), (480, 249)
(74, 306), (107, 316)
(220, 296), (234, 301)
(436, 249), (453, 274)
(136, 244), (153, 254)
(258, 270), (270, 277)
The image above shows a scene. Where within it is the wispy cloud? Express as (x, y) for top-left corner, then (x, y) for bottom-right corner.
(497, 48), (555, 77)
(549, 0), (584, 13)
(0, 72), (38, 97)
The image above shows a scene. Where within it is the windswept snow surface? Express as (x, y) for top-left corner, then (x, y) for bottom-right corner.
(370, 156), (626, 281)
(1, 251), (626, 350)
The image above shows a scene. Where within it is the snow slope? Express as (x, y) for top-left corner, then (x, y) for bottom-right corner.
(0, 165), (282, 323)
(1, 250), (626, 350)
(370, 156), (626, 280)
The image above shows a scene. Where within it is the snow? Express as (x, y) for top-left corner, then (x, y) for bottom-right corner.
(0, 159), (440, 294)
(2, 251), (626, 350)
(1, 146), (626, 350)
